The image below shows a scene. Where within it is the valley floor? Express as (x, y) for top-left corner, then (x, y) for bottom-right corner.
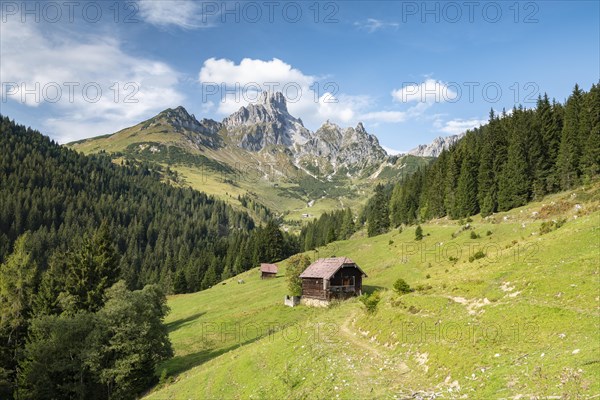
(146, 185), (600, 399)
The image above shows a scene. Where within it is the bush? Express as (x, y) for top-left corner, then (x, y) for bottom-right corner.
(540, 218), (567, 235)
(359, 291), (380, 313)
(286, 254), (311, 296)
(388, 240), (394, 245)
(415, 284), (432, 292)
(469, 250), (486, 262)
(539, 221), (553, 235)
(415, 225), (423, 241)
(486, 230), (493, 236)
(393, 278), (413, 295)
(448, 256), (458, 263)
(470, 231), (480, 239)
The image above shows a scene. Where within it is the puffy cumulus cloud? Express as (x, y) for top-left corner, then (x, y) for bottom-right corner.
(392, 79), (458, 104)
(0, 20), (184, 142)
(197, 57), (438, 129)
(199, 58), (315, 90)
(198, 57), (372, 128)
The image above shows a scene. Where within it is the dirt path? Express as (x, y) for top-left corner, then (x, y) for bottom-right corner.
(339, 312), (410, 373)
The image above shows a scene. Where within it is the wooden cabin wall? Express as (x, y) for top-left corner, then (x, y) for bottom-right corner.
(301, 278), (326, 299)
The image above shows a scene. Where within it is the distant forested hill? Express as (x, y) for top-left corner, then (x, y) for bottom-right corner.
(0, 116), (297, 292)
(366, 83), (600, 233)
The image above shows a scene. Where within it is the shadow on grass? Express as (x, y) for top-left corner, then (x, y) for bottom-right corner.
(362, 285), (385, 295)
(164, 334), (269, 376)
(166, 312), (206, 332)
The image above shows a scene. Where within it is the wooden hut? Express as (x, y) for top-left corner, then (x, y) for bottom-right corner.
(299, 257), (367, 302)
(260, 263), (278, 279)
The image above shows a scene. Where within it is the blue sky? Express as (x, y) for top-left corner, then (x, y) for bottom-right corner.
(1, 1), (598, 152)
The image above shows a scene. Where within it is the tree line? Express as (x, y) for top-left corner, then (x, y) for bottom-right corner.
(0, 227), (172, 399)
(366, 83), (599, 233)
(299, 208), (356, 251)
(0, 116), (303, 398)
(0, 116), (298, 295)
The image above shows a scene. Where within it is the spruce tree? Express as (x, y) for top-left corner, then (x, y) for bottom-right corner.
(421, 151), (447, 219)
(444, 149), (462, 219)
(367, 184), (390, 237)
(340, 208), (355, 239)
(262, 220), (285, 262)
(0, 233), (37, 333)
(173, 270), (187, 294)
(580, 84), (600, 179)
(497, 108), (531, 210)
(62, 224), (120, 313)
(415, 225), (423, 241)
(456, 148), (479, 218)
(478, 113), (498, 216)
(557, 85), (584, 189)
(0, 233), (38, 396)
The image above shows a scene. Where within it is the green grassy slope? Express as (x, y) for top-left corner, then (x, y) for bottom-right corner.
(145, 184), (600, 399)
(69, 126), (377, 225)
(68, 119), (431, 228)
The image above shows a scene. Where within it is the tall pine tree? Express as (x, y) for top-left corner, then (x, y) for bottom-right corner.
(557, 85), (584, 189)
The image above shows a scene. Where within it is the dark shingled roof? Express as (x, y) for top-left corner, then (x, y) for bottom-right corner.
(260, 263), (278, 274)
(299, 257), (367, 279)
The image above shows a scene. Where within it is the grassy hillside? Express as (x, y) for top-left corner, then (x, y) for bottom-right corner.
(68, 118), (431, 229)
(145, 184), (600, 399)
(70, 128), (375, 226)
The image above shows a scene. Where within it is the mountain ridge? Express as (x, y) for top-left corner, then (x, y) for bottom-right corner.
(67, 92), (440, 221)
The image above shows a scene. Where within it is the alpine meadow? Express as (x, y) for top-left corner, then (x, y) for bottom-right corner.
(0, 1), (598, 399)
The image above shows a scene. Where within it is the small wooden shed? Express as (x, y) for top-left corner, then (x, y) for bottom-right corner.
(299, 257), (367, 302)
(260, 263), (278, 279)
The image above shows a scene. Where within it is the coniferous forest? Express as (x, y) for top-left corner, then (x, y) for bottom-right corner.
(366, 84), (600, 233)
(0, 116), (299, 290)
(0, 116), (299, 398)
(0, 83), (598, 399)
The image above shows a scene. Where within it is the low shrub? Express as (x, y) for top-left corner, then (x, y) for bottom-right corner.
(393, 278), (413, 295)
(359, 291), (381, 314)
(539, 218), (567, 235)
(469, 250), (486, 262)
(415, 225), (423, 241)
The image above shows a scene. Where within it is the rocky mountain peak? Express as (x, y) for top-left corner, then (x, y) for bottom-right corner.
(258, 91), (287, 112)
(296, 119), (387, 177)
(355, 122), (366, 134)
(151, 106), (202, 131)
(408, 133), (464, 157)
(223, 91), (298, 128)
(222, 92), (311, 151)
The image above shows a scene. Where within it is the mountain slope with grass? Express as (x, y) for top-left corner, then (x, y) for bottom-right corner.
(68, 93), (432, 225)
(146, 183), (600, 399)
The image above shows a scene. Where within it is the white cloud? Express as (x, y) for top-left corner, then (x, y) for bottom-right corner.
(137, 0), (211, 29)
(392, 79), (458, 104)
(354, 18), (399, 33)
(0, 20), (184, 142)
(197, 57), (445, 130)
(382, 146), (405, 156)
(199, 58), (315, 89)
(436, 118), (487, 135)
(198, 57), (374, 128)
